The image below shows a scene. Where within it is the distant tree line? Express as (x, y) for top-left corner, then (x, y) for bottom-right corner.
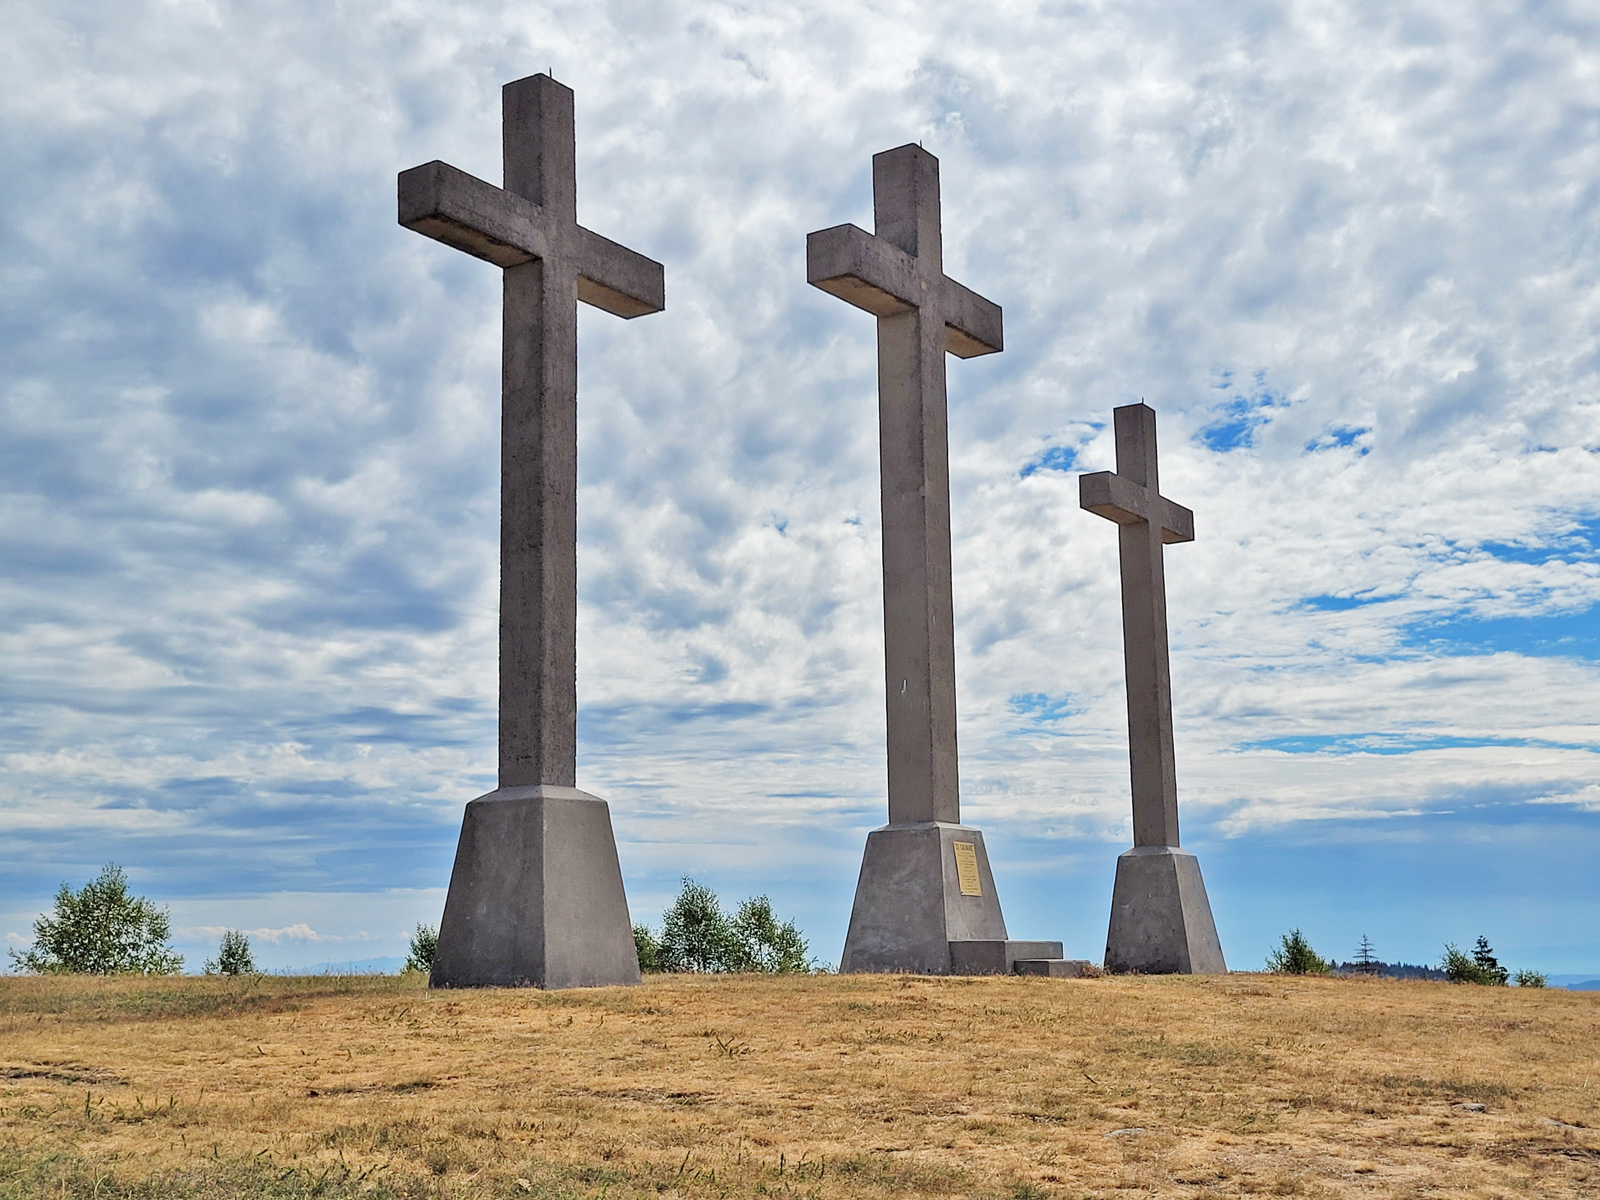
(1265, 928), (1545, 987)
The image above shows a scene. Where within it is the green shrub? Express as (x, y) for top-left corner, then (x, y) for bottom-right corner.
(1442, 938), (1508, 985)
(1442, 942), (1486, 983)
(8, 864), (182, 976)
(404, 923), (437, 974)
(203, 929), (256, 976)
(657, 879), (742, 972)
(633, 923), (662, 972)
(1513, 968), (1546, 988)
(1472, 936), (1509, 985)
(730, 895), (810, 973)
(641, 878), (813, 974)
(1265, 928), (1329, 975)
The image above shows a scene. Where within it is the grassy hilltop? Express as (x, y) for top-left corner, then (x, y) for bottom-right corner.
(1, 971), (1597, 1198)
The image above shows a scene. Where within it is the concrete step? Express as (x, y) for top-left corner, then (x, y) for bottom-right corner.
(949, 939), (1064, 975)
(1013, 958), (1096, 978)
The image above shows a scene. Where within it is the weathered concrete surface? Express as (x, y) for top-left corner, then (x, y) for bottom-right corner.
(400, 75), (661, 988)
(1013, 958), (1096, 978)
(1104, 846), (1225, 975)
(809, 147), (1041, 975)
(949, 939), (1064, 975)
(839, 823), (1008, 974)
(1081, 403), (1225, 975)
(1079, 404), (1193, 849)
(807, 145), (1001, 830)
(431, 786), (641, 990)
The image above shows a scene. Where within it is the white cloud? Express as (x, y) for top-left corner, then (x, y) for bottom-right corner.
(0, 0), (1597, 960)
(180, 923), (375, 945)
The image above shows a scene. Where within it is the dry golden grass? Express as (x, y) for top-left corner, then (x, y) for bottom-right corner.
(1, 970), (1597, 1198)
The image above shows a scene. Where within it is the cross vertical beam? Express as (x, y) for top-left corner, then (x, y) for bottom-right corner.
(398, 74), (664, 791)
(498, 76), (580, 790)
(875, 148), (958, 825)
(807, 145), (1003, 826)
(1079, 403), (1195, 848)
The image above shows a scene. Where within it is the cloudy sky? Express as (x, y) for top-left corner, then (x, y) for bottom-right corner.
(3, 0), (1598, 976)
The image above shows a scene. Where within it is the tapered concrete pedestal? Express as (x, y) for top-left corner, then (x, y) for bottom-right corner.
(431, 786), (641, 989)
(1104, 846), (1225, 975)
(841, 822), (1010, 974)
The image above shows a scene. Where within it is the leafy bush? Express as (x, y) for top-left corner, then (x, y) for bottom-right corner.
(730, 895), (811, 973)
(639, 879), (812, 974)
(1442, 937), (1509, 985)
(203, 930), (256, 975)
(1514, 969), (1546, 988)
(633, 923), (661, 973)
(1442, 942), (1486, 983)
(404, 923), (438, 974)
(1265, 928), (1330, 975)
(8, 864), (182, 976)
(657, 879), (742, 972)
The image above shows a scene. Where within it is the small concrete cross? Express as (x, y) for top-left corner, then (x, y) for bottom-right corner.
(1079, 403), (1195, 848)
(398, 74), (664, 789)
(807, 145), (1002, 825)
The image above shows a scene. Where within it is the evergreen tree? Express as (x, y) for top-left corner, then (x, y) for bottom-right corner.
(1353, 934), (1378, 975)
(1471, 935), (1509, 986)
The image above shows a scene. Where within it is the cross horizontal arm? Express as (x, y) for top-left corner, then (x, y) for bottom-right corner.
(941, 277), (1002, 358)
(399, 161), (550, 268)
(807, 224), (1003, 357)
(575, 227), (664, 319)
(807, 223), (915, 316)
(1159, 498), (1194, 544)
(1079, 472), (1195, 543)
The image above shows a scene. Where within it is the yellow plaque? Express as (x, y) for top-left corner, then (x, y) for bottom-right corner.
(953, 841), (982, 896)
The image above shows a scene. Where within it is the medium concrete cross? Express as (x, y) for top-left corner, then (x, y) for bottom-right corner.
(1079, 403), (1195, 848)
(398, 74), (664, 790)
(807, 145), (1003, 825)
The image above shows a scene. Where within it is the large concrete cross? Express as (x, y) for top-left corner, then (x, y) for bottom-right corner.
(1079, 403), (1194, 848)
(1080, 403), (1225, 974)
(397, 74), (662, 989)
(807, 145), (1002, 826)
(810, 147), (1070, 977)
(399, 74), (663, 789)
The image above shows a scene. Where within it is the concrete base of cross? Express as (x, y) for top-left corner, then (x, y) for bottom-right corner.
(839, 822), (1013, 974)
(430, 785), (641, 990)
(1104, 845), (1226, 975)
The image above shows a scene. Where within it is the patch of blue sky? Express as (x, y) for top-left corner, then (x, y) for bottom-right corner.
(1198, 369), (1290, 452)
(1403, 603), (1600, 660)
(1237, 732), (1597, 756)
(1304, 425), (1371, 454)
(1301, 592), (1399, 611)
(1475, 515), (1600, 565)
(1019, 444), (1078, 478)
(1006, 692), (1082, 725)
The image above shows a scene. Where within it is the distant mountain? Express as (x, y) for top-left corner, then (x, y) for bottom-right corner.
(270, 956), (408, 976)
(1546, 974), (1600, 991)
